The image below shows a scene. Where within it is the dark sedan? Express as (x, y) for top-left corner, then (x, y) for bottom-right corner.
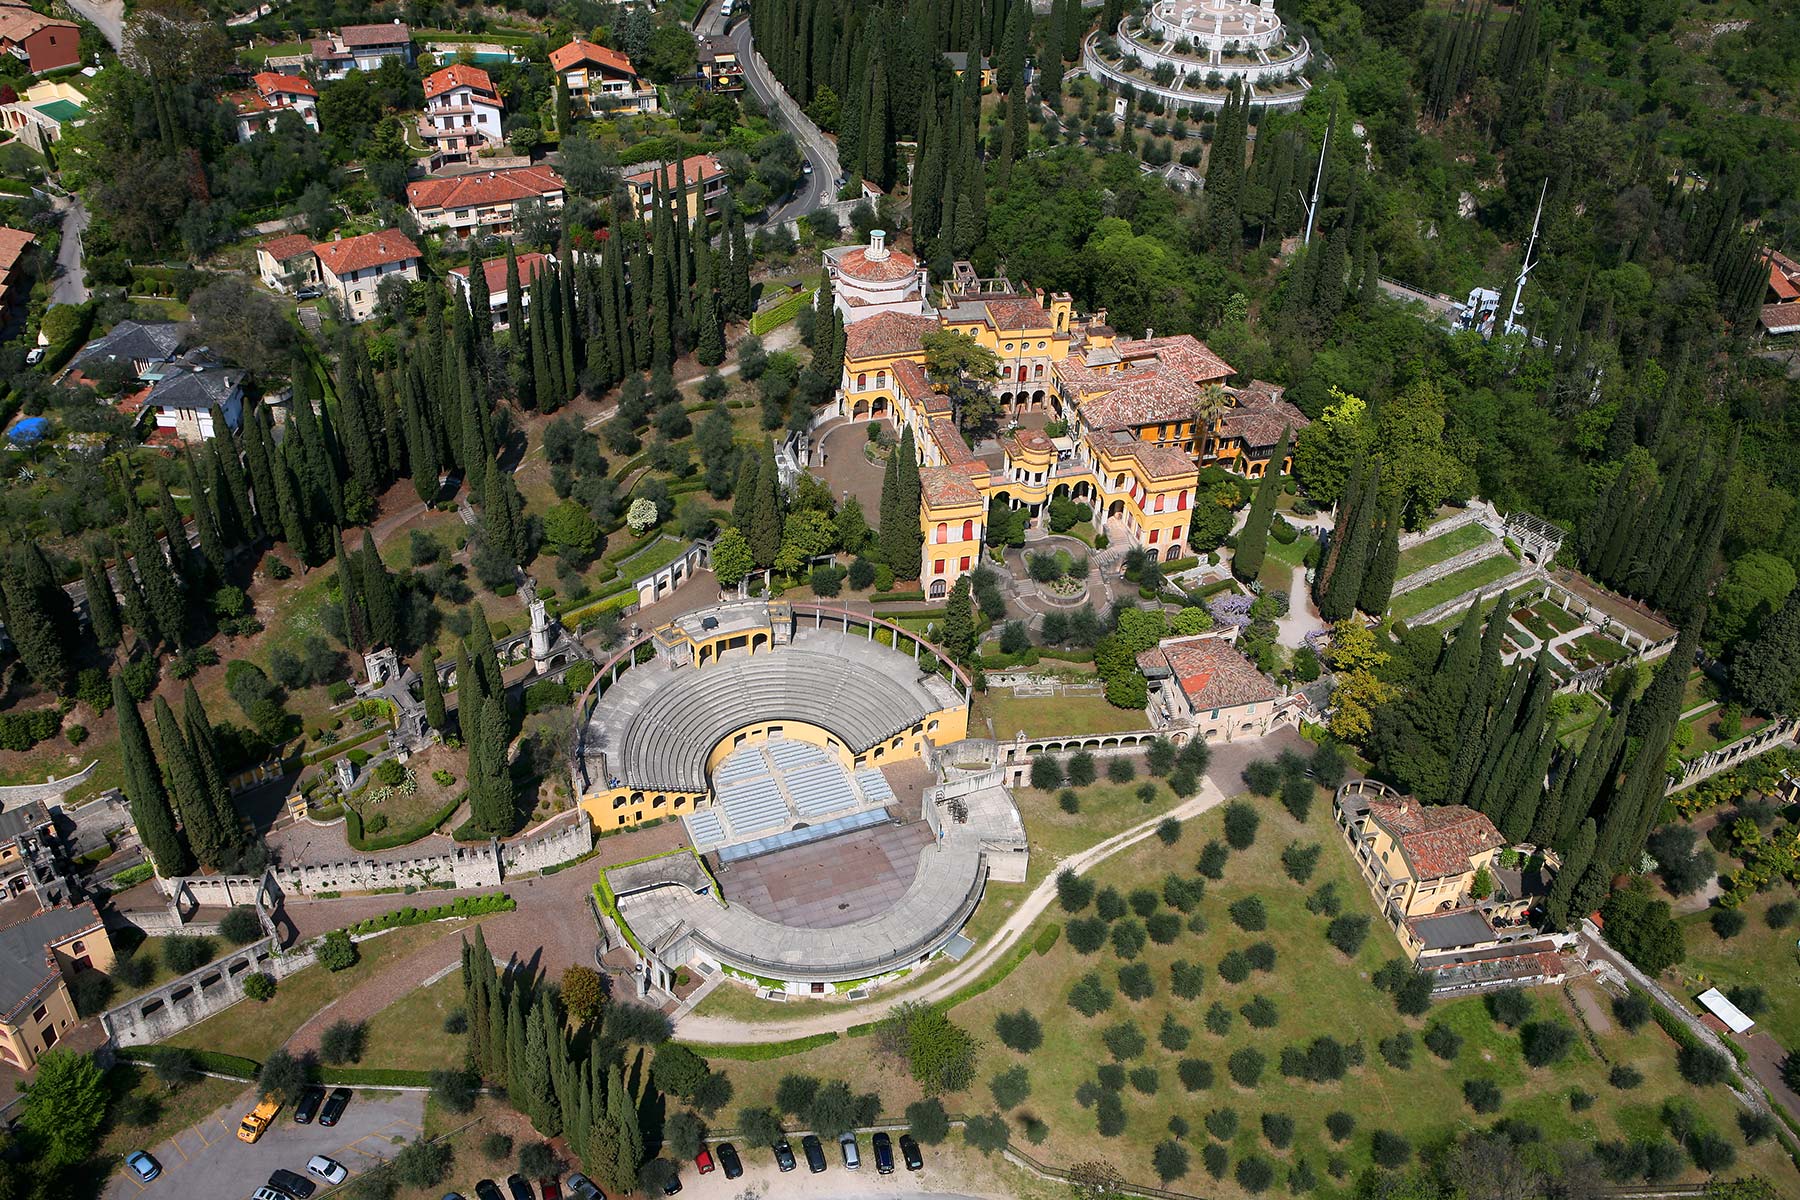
(773, 1140), (796, 1172)
(294, 1086), (325, 1124)
(801, 1134), (826, 1174)
(716, 1142), (743, 1179)
(506, 1175), (535, 1200)
(318, 1087), (352, 1127)
(873, 1131), (894, 1175)
(900, 1133), (924, 1171)
(475, 1182), (504, 1200)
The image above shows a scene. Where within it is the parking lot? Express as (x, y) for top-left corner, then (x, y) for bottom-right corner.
(104, 1086), (424, 1200)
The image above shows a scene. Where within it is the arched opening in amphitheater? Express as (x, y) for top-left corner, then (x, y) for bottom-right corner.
(583, 604), (1020, 994)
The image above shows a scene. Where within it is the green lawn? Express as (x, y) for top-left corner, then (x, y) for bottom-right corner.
(973, 688), (1148, 738)
(1265, 533), (1317, 570)
(98, 1066), (245, 1162)
(359, 972), (468, 1072)
(1559, 632), (1630, 671)
(1011, 771), (1184, 870)
(709, 797), (1793, 1194)
(168, 921), (469, 1061)
(1679, 890), (1800, 1050)
(1395, 522), (1493, 579)
(101, 933), (226, 1006)
(1390, 553), (1520, 622)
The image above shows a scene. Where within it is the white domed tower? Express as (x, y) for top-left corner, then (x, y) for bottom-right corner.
(1084, 0), (1314, 112)
(824, 230), (932, 324)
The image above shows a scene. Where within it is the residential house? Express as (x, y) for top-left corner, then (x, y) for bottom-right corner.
(1135, 636), (1296, 741)
(0, 0), (79, 75)
(307, 21), (413, 79)
(549, 39), (656, 114)
(1334, 779), (1551, 964)
(419, 63), (504, 162)
(697, 40), (743, 93)
(68, 320), (185, 384)
(941, 51), (994, 89)
(313, 229), (423, 321)
(448, 251), (551, 329)
(141, 358), (245, 441)
(256, 233), (321, 293)
(0, 900), (112, 1071)
(231, 71), (319, 141)
(0, 226), (34, 327)
(405, 165), (565, 238)
(1761, 302), (1800, 339)
(0, 78), (86, 154)
(0, 802), (70, 908)
(621, 153), (727, 223)
(1203, 380), (1309, 476)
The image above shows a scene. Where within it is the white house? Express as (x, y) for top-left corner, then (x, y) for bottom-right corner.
(255, 233), (320, 293)
(232, 71), (318, 140)
(142, 359), (244, 442)
(314, 229), (423, 321)
(449, 252), (552, 329)
(549, 39), (657, 114)
(405, 165), (565, 238)
(419, 63), (504, 162)
(825, 230), (931, 325)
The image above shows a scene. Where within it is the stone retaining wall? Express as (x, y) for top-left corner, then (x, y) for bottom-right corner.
(0, 761), (96, 804)
(1390, 538), (1507, 597)
(1401, 565), (1543, 628)
(100, 935), (314, 1047)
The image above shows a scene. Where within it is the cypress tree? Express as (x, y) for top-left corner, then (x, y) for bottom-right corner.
(1728, 591), (1800, 716)
(749, 445), (783, 570)
(894, 426), (924, 579)
(469, 251), (494, 337)
(1542, 817), (1595, 930)
(1357, 493), (1402, 616)
(505, 245), (524, 343)
(117, 676), (191, 876)
(944, 577), (975, 662)
(464, 929), (493, 1077)
(403, 373), (440, 504)
(360, 530), (399, 649)
(81, 542), (122, 650)
(183, 448), (227, 576)
(478, 694), (516, 833)
(420, 648), (446, 732)
(213, 412), (259, 540)
(505, 982), (528, 1102)
(559, 258), (579, 401)
(522, 989), (563, 1135)
(1318, 463), (1376, 621)
(733, 452), (761, 532)
(183, 682), (240, 854)
(1313, 462), (1363, 606)
(607, 1063), (642, 1193)
(1469, 661), (1531, 819)
(452, 645), (473, 742)
(3, 544), (77, 693)
(124, 495), (188, 647)
(155, 695), (231, 869)
(240, 409), (280, 541)
(1445, 592), (1514, 806)
(115, 548), (155, 650)
(334, 529), (367, 654)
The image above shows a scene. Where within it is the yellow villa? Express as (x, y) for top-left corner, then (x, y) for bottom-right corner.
(826, 232), (1316, 588)
(0, 901), (112, 1070)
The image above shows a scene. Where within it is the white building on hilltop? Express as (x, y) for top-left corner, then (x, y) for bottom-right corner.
(1083, 0), (1313, 112)
(824, 230), (932, 325)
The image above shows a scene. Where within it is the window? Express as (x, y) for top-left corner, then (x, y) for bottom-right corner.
(934, 559), (945, 574)
(1178, 491), (1189, 510)
(876, 370), (887, 388)
(41, 1027), (55, 1048)
(961, 519), (973, 540)
(935, 522), (946, 543)
(1172, 526), (1183, 543)
(31, 1006), (46, 1024)
(1149, 529), (1159, 544)
(857, 372), (867, 388)
(1154, 494), (1165, 513)
(960, 555), (971, 570)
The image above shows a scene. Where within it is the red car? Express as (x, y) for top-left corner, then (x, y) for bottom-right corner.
(694, 1149), (715, 1176)
(540, 1181), (563, 1200)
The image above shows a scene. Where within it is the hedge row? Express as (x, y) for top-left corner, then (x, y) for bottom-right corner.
(675, 1032), (839, 1060)
(315, 1065), (432, 1087)
(119, 1046), (260, 1079)
(346, 794), (463, 852)
(301, 722), (390, 767)
(343, 893), (514, 936)
(110, 862), (155, 889)
(750, 283), (818, 336)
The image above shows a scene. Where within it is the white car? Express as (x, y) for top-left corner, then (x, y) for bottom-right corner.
(307, 1156), (348, 1186)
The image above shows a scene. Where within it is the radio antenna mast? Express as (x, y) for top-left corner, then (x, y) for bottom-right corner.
(1503, 180), (1548, 339)
(1302, 105), (1332, 249)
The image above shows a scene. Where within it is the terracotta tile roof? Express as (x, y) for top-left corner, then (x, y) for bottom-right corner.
(1770, 262), (1800, 302)
(254, 71), (316, 98)
(1762, 301), (1800, 333)
(451, 251), (550, 297)
(313, 229), (422, 277)
(1091, 434), (1195, 481)
(423, 63), (495, 99)
(1136, 637), (1279, 710)
(829, 243), (920, 283)
(1215, 380), (1309, 449)
(623, 153), (726, 191)
(1769, 247), (1800, 276)
(0, 5), (74, 46)
(1365, 796), (1505, 880)
(0, 226), (35, 275)
(1121, 333), (1234, 382)
(339, 21), (410, 47)
(930, 417), (979, 467)
(406, 164), (565, 213)
(1076, 367), (1205, 430)
(981, 295), (1052, 331)
(551, 38), (636, 75)
(260, 233), (315, 261)
(891, 358), (937, 400)
(920, 465), (983, 509)
(923, 392), (952, 415)
(1000, 428), (1054, 458)
(844, 312), (936, 360)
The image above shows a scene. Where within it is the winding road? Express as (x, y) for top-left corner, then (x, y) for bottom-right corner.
(692, 1), (842, 224)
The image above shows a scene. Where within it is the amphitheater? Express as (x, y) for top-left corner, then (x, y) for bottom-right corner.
(575, 601), (1028, 994)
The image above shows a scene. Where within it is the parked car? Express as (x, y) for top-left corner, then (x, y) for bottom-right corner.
(318, 1088), (352, 1127)
(716, 1143), (743, 1179)
(900, 1133), (924, 1171)
(308, 1156), (348, 1186)
(564, 1172), (602, 1200)
(250, 1189), (291, 1200)
(24, 347), (44, 366)
(270, 1169), (316, 1199)
(801, 1134), (826, 1173)
(506, 1175), (535, 1200)
(475, 1182), (505, 1200)
(802, 160), (814, 175)
(296, 288), (322, 301)
(661, 1169), (682, 1195)
(694, 1148), (714, 1175)
(125, 1151), (161, 1183)
(839, 1133), (860, 1170)
(443, 1194), (466, 1200)
(773, 1140), (797, 1172)
(873, 1131), (894, 1175)
(540, 1180), (562, 1200)
(294, 1086), (325, 1124)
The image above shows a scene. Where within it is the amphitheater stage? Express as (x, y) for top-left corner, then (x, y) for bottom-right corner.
(716, 820), (935, 930)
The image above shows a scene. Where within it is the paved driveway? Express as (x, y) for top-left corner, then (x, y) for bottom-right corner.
(105, 1087), (424, 1200)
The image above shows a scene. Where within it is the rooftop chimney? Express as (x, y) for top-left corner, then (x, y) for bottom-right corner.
(867, 229), (889, 261)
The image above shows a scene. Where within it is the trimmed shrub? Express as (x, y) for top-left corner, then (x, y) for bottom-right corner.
(1228, 895), (1267, 931)
(1612, 991), (1651, 1031)
(1156, 817), (1183, 846)
(1281, 842), (1322, 883)
(1223, 802), (1259, 849)
(1177, 1058), (1214, 1091)
(1217, 951), (1250, 983)
(1423, 1023), (1463, 1060)
(1227, 1047), (1265, 1088)
(1279, 775), (1313, 822)
(1325, 1111), (1355, 1142)
(1152, 1139), (1189, 1182)
(1370, 1131), (1412, 1168)
(1261, 1112), (1295, 1150)
(1377, 1032), (1412, 1070)
(1710, 907), (1747, 939)
(1197, 841), (1230, 879)
(989, 1065), (1030, 1110)
(1170, 960), (1206, 999)
(1118, 962), (1155, 1001)
(1463, 1079), (1502, 1113)
(243, 972), (276, 1002)
(1306, 880), (1341, 916)
(1128, 1065), (1160, 1094)
(1325, 914), (1370, 957)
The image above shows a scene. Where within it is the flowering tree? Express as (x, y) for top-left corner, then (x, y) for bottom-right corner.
(626, 496), (659, 533)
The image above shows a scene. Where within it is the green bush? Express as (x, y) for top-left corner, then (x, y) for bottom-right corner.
(243, 972), (276, 1002)
(344, 894), (515, 936)
(316, 929), (357, 971)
